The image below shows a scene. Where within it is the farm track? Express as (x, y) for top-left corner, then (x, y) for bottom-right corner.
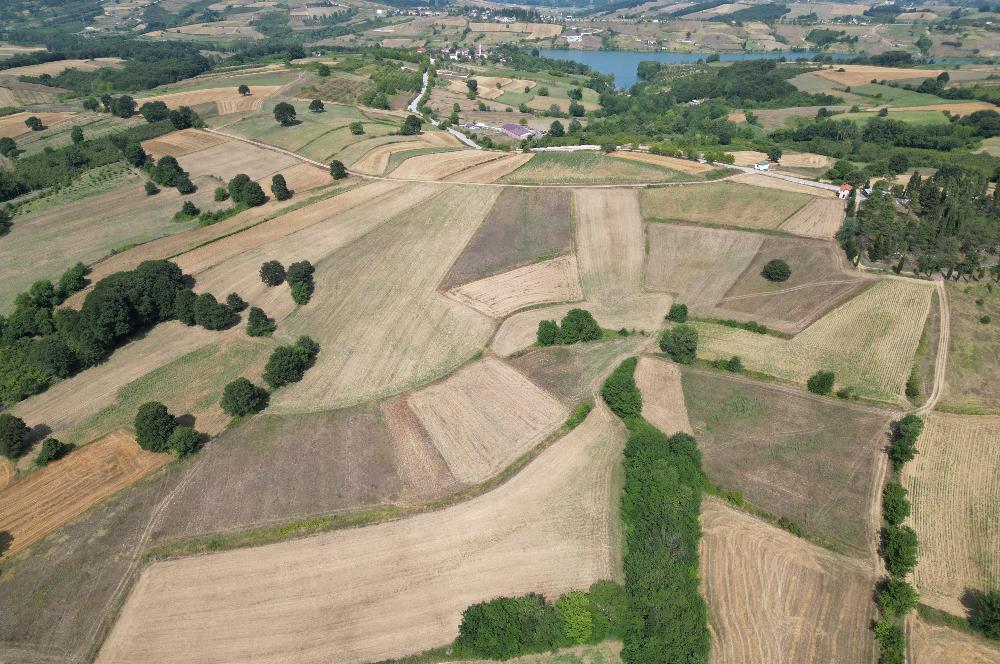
(914, 279), (949, 415)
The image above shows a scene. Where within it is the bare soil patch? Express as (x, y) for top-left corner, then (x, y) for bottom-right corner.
(447, 255), (582, 318)
(640, 182), (812, 230)
(778, 198), (845, 238)
(0, 430), (169, 557)
(902, 413), (1000, 615)
(634, 357), (692, 436)
(441, 187), (573, 290)
(700, 499), (878, 663)
(382, 396), (463, 502)
(97, 404), (626, 664)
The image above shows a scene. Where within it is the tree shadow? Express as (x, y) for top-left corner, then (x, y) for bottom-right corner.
(280, 119), (303, 127)
(961, 587), (984, 615)
(0, 531), (13, 557)
(176, 413), (197, 429)
(26, 423), (52, 446)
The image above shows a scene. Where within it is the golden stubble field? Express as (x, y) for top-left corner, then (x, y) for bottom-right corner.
(447, 254), (582, 318)
(96, 404), (626, 664)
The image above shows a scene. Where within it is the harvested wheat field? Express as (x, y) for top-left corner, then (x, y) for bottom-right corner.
(902, 413), (1000, 615)
(256, 162), (330, 193)
(0, 86), (17, 106)
(694, 278), (932, 402)
(269, 186), (498, 412)
(407, 357), (568, 483)
(731, 172), (837, 198)
(350, 137), (451, 175)
(700, 499), (877, 664)
(444, 152), (534, 183)
(634, 357), (692, 436)
(389, 149), (505, 180)
(779, 152), (835, 170)
(141, 86), (280, 114)
(726, 150), (768, 166)
(640, 182), (812, 230)
(447, 255), (582, 318)
(0, 111), (74, 138)
(382, 396), (464, 501)
(814, 65), (942, 87)
(0, 57), (122, 77)
(0, 458), (12, 489)
(96, 404), (625, 664)
(0, 430), (170, 556)
(178, 138), (299, 182)
(908, 616), (1000, 664)
(610, 151), (715, 174)
(140, 128), (229, 160)
(779, 198), (846, 238)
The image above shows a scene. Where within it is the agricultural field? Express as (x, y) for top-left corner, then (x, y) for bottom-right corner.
(778, 198), (846, 238)
(443, 152), (534, 183)
(140, 86), (281, 115)
(500, 152), (696, 185)
(634, 357), (692, 437)
(610, 151), (715, 175)
(178, 137), (300, 183)
(700, 499), (878, 664)
(694, 278), (932, 403)
(640, 181), (813, 231)
(351, 132), (462, 176)
(15, 113), (145, 155)
(940, 281), (1000, 414)
(908, 616), (1000, 663)
(447, 255), (582, 318)
(682, 367), (890, 554)
(902, 413), (1000, 615)
(0, 57), (122, 78)
(140, 128), (229, 159)
(388, 149), (507, 181)
(95, 404), (626, 664)
(0, 111), (74, 139)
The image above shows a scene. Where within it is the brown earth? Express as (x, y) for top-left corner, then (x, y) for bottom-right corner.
(381, 396), (464, 502)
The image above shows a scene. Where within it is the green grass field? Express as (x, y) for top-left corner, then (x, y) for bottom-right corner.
(849, 83), (946, 107)
(940, 281), (1000, 414)
(830, 109), (951, 126)
(15, 114), (145, 156)
(500, 151), (697, 185)
(13, 162), (137, 217)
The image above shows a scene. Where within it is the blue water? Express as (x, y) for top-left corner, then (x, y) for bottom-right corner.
(537, 49), (832, 88)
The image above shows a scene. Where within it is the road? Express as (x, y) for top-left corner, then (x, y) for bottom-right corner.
(717, 162), (843, 193)
(914, 279), (949, 415)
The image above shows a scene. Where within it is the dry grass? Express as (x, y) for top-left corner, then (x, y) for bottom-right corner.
(890, 101), (999, 116)
(700, 499), (877, 664)
(779, 198), (846, 238)
(447, 255), (582, 318)
(0, 86), (18, 106)
(0, 111), (74, 139)
(730, 172), (838, 198)
(444, 152), (534, 183)
(813, 65), (943, 87)
(97, 404), (625, 664)
(694, 278), (932, 402)
(640, 182), (812, 230)
(780, 152), (835, 169)
(941, 281), (1000, 413)
(908, 616), (1000, 663)
(727, 150), (768, 166)
(0, 58), (122, 77)
(634, 357), (692, 436)
(141, 86), (280, 114)
(388, 149), (505, 180)
(468, 22), (562, 39)
(350, 135), (457, 175)
(0, 430), (170, 557)
(139, 128), (228, 160)
(902, 413), (1000, 615)
(501, 152), (693, 185)
(382, 396), (463, 501)
(407, 357), (568, 483)
(610, 151), (715, 174)
(261, 162), (331, 193)
(177, 138), (299, 183)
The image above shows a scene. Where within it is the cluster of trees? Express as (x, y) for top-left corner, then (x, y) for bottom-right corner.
(134, 402), (200, 458)
(600, 356), (642, 420)
(175, 290), (238, 330)
(452, 582), (628, 659)
(669, 61), (840, 108)
(262, 336), (319, 389)
(659, 324), (698, 364)
(0, 260), (232, 404)
(146, 154), (195, 194)
(228, 173), (267, 207)
(259, 259), (315, 304)
(135, 100), (202, 130)
(0, 413), (69, 467)
(536, 309), (601, 346)
(358, 62), (422, 109)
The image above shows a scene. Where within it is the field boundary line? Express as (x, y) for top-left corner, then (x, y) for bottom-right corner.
(718, 279), (860, 302)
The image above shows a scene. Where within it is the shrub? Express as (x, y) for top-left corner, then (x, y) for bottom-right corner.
(874, 619), (906, 664)
(330, 160), (347, 179)
(259, 260), (286, 287)
(58, 262), (88, 296)
(144, 181), (159, 195)
(271, 174), (291, 201)
(34, 437), (71, 466)
(981, 315), (992, 324)
(175, 176), (196, 195)
(214, 186), (229, 202)
(246, 306), (276, 337)
(220, 377), (269, 417)
(587, 581), (628, 642)
(970, 589), (1000, 640)
(807, 370), (835, 395)
(876, 578), (918, 620)
(666, 303), (688, 322)
(762, 258), (791, 282)
(225, 292), (247, 312)
(564, 402), (592, 430)
(882, 482), (910, 526)
(714, 355), (742, 373)
(453, 594), (560, 659)
(905, 367), (920, 398)
(659, 324), (698, 364)
(600, 357), (642, 420)
(0, 414), (30, 459)
(176, 200), (199, 220)
(718, 319), (769, 334)
(290, 281), (311, 305)
(881, 524), (918, 577)
(536, 319), (560, 346)
(133, 401), (176, 452)
(168, 426), (200, 458)
(559, 308), (600, 344)
(889, 414), (923, 470)
(555, 591), (592, 645)
(349, 121), (364, 135)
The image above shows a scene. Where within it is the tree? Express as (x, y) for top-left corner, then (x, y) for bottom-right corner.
(889, 414), (923, 469)
(317, 63), (331, 77)
(762, 258), (791, 281)
(659, 324), (698, 364)
(309, 98), (325, 113)
(139, 100), (170, 122)
(400, 114), (422, 135)
(466, 79), (478, 94)
(807, 370), (835, 395)
(25, 116), (43, 131)
(168, 426), (200, 458)
(874, 620), (906, 664)
(193, 292), (236, 330)
(263, 344), (310, 388)
(227, 173), (251, 202)
(58, 262), (87, 295)
(970, 590), (1000, 640)
(667, 303), (688, 323)
(560, 309), (601, 344)
(329, 160), (347, 179)
(0, 136), (16, 157)
(225, 292), (247, 312)
(177, 200), (199, 219)
(246, 306), (276, 337)
(175, 176), (196, 195)
(0, 414), (29, 459)
(82, 97), (99, 111)
(876, 578), (918, 620)
(220, 377), (269, 417)
(767, 146), (782, 162)
(271, 174), (291, 201)
(567, 87), (583, 101)
(214, 186), (229, 202)
(601, 358), (642, 422)
(273, 102), (297, 126)
(549, 120), (565, 137)
(243, 181), (267, 207)
(349, 121), (364, 135)
(70, 125), (84, 144)
(881, 524), (918, 577)
(134, 402), (176, 452)
(568, 101), (585, 117)
(259, 260), (285, 286)
(238, 84), (250, 96)
(537, 319), (560, 346)
(888, 152), (909, 175)
(123, 142), (147, 167)
(882, 481), (910, 526)
(110, 96), (136, 118)
(555, 592), (592, 645)
(34, 437), (71, 466)
(286, 260), (315, 305)
(144, 181), (159, 195)
(174, 288), (197, 325)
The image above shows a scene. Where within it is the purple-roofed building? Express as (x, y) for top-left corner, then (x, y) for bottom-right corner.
(500, 124), (535, 139)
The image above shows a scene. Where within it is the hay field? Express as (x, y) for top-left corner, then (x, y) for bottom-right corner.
(444, 152), (534, 183)
(700, 499), (877, 664)
(941, 281), (1000, 413)
(501, 152), (694, 185)
(142, 86), (280, 114)
(269, 186), (498, 412)
(889, 101), (999, 116)
(908, 617), (1000, 664)
(731, 172), (838, 198)
(446, 76), (538, 100)
(634, 357), (692, 436)
(140, 128), (228, 159)
(813, 65), (943, 87)
(388, 149), (504, 180)
(441, 187), (573, 290)
(0, 111), (74, 139)
(695, 278), (932, 402)
(0, 86), (18, 106)
(0, 430), (169, 556)
(97, 404), (625, 664)
(447, 255), (582, 317)
(902, 413), (1000, 615)
(351, 133), (460, 175)
(610, 151), (715, 174)
(780, 152), (835, 170)
(779, 198), (846, 238)
(178, 138), (299, 182)
(640, 182), (811, 230)
(1, 57), (122, 77)
(407, 358), (568, 483)
(336, 134), (434, 167)
(727, 150), (768, 166)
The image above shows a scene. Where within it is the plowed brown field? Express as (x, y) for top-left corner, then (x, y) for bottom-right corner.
(0, 111), (74, 139)
(0, 430), (170, 556)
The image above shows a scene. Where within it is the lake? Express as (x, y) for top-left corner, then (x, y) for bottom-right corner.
(536, 49), (828, 88)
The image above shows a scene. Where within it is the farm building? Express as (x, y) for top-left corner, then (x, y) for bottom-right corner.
(501, 124), (535, 139)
